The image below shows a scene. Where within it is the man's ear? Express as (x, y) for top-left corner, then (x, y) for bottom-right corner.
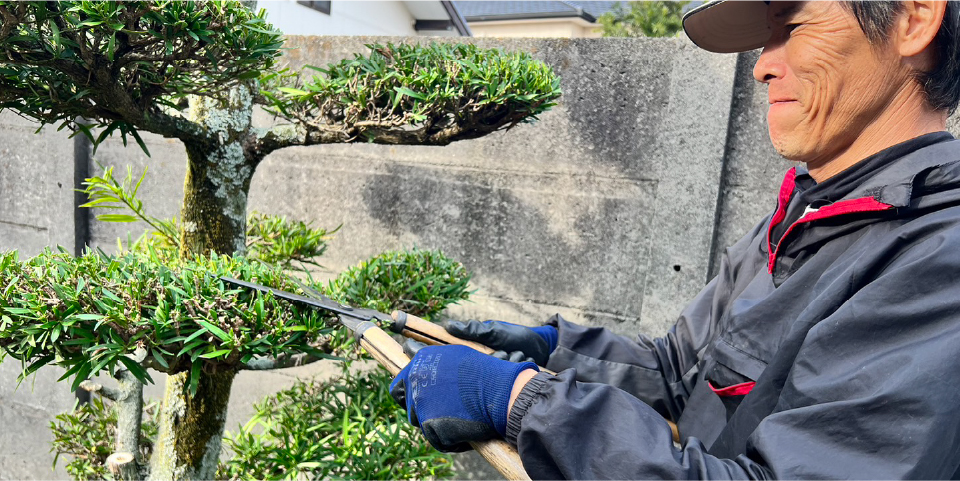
(897, 0), (947, 59)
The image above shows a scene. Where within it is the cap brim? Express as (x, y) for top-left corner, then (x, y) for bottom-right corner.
(683, 1), (771, 53)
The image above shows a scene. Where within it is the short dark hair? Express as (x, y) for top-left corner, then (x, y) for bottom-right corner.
(844, 1), (960, 114)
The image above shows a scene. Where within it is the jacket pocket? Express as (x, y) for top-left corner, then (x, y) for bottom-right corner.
(703, 338), (768, 418)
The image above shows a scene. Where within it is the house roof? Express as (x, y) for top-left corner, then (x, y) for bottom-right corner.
(453, 1), (623, 23)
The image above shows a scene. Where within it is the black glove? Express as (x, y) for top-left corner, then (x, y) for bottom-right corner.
(444, 320), (558, 366)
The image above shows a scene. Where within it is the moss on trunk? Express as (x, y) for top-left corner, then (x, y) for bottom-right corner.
(179, 142), (253, 257)
(148, 370), (237, 481)
(179, 85), (257, 258)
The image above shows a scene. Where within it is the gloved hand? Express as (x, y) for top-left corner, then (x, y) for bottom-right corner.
(445, 320), (558, 365)
(389, 344), (538, 452)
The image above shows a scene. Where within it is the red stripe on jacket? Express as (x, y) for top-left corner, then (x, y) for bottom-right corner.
(709, 381), (756, 397)
(766, 170), (894, 274)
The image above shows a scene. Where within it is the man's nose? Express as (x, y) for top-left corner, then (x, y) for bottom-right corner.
(753, 43), (785, 83)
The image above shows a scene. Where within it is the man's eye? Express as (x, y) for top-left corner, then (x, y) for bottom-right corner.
(785, 23), (801, 33)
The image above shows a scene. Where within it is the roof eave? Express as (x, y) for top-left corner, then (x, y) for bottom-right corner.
(466, 10), (596, 23)
(441, 0), (473, 36)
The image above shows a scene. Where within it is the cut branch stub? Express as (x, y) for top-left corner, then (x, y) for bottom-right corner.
(107, 452), (138, 481)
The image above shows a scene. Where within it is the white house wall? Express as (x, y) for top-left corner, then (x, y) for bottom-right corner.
(257, 0), (419, 36)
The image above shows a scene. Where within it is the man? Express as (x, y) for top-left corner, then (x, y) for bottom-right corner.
(390, 1), (960, 478)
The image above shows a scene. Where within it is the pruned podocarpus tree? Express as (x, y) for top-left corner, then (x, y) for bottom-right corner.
(0, 1), (560, 480)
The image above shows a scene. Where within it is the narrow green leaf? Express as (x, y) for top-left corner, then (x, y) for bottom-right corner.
(106, 33), (116, 61)
(177, 339), (205, 357)
(188, 361), (201, 397)
(150, 348), (169, 369)
(394, 86), (426, 100)
(96, 214), (139, 223)
(129, 129), (150, 157)
(69, 362), (93, 392)
(118, 356), (153, 385)
(198, 320), (231, 343)
(198, 349), (231, 359)
(277, 87), (309, 96)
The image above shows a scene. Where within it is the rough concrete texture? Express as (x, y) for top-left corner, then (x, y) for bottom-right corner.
(255, 36), (737, 337)
(0, 111), (76, 257)
(86, 132), (188, 252)
(708, 50), (797, 277)
(0, 112), (77, 479)
(0, 362), (73, 479)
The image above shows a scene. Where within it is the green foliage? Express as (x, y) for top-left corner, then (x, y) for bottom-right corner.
(80, 165), (338, 269)
(247, 212), (339, 272)
(598, 1), (689, 38)
(0, 249), (337, 394)
(263, 42), (562, 144)
(0, 1), (283, 142)
(328, 248), (472, 321)
(45, 245), (472, 481)
(80, 164), (180, 250)
(0, 2), (560, 154)
(50, 397), (159, 481)
(221, 366), (453, 480)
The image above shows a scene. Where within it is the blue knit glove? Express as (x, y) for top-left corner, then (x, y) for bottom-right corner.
(389, 345), (538, 452)
(445, 320), (558, 365)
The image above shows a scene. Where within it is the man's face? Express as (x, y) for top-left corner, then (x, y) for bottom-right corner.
(753, 1), (908, 167)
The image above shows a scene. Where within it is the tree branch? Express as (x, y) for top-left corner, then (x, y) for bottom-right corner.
(0, 5), (19, 41)
(78, 380), (121, 402)
(252, 119), (485, 160)
(242, 352), (327, 371)
(250, 123), (345, 159)
(113, 368), (144, 461)
(140, 107), (210, 146)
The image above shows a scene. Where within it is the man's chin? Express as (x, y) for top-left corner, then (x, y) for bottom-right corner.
(769, 132), (803, 161)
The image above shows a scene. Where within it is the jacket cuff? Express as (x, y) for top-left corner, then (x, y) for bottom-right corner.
(505, 371), (552, 446)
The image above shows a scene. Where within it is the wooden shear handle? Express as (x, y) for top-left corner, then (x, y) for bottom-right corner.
(390, 311), (497, 354)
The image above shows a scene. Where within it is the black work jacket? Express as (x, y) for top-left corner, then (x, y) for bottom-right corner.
(506, 134), (960, 479)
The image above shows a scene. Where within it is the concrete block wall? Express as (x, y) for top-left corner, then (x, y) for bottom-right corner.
(0, 114), (76, 257)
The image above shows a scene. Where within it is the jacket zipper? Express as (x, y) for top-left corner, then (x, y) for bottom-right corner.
(767, 197), (894, 274)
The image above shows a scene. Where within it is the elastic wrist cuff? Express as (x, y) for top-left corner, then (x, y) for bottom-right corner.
(505, 371), (552, 446)
(493, 362), (539, 436)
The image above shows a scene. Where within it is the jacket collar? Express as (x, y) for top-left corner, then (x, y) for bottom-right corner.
(834, 136), (960, 208)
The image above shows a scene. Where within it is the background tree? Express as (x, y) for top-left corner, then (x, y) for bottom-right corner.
(598, 1), (689, 38)
(0, 1), (560, 479)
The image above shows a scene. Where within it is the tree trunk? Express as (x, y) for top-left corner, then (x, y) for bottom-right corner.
(179, 85), (257, 257)
(179, 142), (254, 257)
(148, 370), (237, 481)
(151, 84), (256, 479)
